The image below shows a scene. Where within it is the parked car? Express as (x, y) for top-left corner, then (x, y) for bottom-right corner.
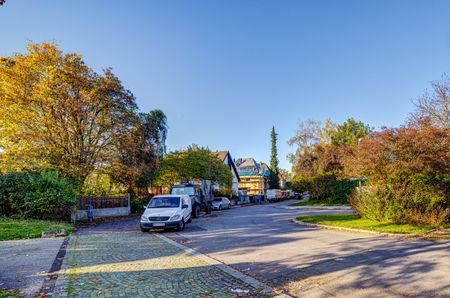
(211, 197), (231, 210)
(140, 195), (192, 232)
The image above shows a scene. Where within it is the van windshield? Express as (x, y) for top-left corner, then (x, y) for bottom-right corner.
(171, 187), (195, 196)
(147, 197), (180, 208)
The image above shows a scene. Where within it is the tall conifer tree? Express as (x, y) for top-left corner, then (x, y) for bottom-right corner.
(269, 126), (279, 188)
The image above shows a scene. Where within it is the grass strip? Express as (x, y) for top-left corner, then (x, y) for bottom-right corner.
(296, 214), (434, 234)
(290, 200), (349, 207)
(0, 218), (74, 241)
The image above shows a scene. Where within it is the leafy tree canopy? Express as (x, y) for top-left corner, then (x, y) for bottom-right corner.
(143, 109), (168, 157)
(330, 118), (372, 146)
(0, 43), (163, 196)
(155, 146), (232, 188)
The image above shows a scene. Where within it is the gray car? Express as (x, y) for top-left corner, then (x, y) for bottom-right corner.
(211, 197), (231, 210)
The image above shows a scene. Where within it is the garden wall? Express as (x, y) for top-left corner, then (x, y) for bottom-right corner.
(73, 195), (130, 221)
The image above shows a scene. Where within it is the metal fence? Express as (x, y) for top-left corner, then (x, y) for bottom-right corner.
(77, 195), (130, 210)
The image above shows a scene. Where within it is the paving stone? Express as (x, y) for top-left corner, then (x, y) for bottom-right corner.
(52, 231), (266, 297)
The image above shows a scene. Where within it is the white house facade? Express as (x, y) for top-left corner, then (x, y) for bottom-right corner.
(213, 151), (240, 196)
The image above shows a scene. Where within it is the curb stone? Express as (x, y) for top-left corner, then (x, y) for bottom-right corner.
(276, 205), (354, 210)
(155, 233), (292, 298)
(39, 237), (70, 296)
(291, 219), (423, 238)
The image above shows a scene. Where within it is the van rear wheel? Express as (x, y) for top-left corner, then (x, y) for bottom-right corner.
(193, 206), (201, 218)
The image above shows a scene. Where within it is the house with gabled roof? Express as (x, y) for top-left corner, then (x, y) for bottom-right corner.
(212, 151), (240, 196)
(235, 158), (270, 198)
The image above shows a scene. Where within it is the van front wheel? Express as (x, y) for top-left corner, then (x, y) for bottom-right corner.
(177, 220), (185, 231)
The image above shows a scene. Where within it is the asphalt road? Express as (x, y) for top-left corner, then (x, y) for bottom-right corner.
(168, 202), (450, 298)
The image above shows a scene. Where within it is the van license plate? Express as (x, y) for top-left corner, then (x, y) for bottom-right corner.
(153, 223), (165, 227)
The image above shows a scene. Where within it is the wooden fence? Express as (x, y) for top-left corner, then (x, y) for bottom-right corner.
(77, 195), (130, 210)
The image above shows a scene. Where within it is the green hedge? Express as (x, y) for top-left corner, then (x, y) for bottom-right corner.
(292, 174), (359, 204)
(350, 183), (449, 226)
(0, 171), (76, 221)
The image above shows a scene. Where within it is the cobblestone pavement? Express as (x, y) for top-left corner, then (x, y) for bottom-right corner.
(52, 231), (270, 297)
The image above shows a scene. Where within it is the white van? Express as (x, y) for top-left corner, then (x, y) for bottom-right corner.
(140, 195), (192, 232)
(267, 189), (282, 202)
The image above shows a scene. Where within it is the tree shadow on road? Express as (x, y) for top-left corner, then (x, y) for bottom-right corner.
(70, 209), (450, 297)
(225, 238), (450, 297)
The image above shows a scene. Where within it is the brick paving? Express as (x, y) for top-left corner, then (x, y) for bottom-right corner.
(52, 231), (268, 297)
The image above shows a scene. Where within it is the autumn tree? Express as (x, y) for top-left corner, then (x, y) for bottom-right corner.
(107, 110), (168, 197)
(288, 118), (371, 204)
(107, 116), (154, 197)
(288, 119), (338, 176)
(410, 74), (450, 128)
(0, 43), (137, 187)
(346, 120), (450, 225)
(143, 109), (168, 157)
(288, 118), (371, 176)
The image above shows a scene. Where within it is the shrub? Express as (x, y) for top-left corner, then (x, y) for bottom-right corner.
(350, 183), (449, 226)
(0, 172), (31, 216)
(292, 174), (359, 204)
(130, 194), (157, 213)
(0, 171), (76, 220)
(347, 122), (450, 226)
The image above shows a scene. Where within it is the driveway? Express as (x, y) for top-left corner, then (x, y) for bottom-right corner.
(167, 202), (450, 297)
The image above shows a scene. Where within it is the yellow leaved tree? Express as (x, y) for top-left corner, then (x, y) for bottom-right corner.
(0, 43), (138, 189)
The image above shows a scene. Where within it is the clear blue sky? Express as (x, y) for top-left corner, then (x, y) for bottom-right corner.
(1, 1), (450, 170)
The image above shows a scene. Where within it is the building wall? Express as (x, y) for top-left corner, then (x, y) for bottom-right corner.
(213, 153), (240, 196)
(238, 175), (267, 196)
(224, 155), (240, 195)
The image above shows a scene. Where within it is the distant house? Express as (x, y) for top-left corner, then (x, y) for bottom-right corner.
(212, 151), (240, 196)
(259, 162), (271, 178)
(235, 158), (270, 198)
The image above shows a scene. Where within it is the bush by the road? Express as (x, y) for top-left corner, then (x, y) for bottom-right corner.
(346, 122), (450, 226)
(350, 184), (449, 226)
(292, 174), (358, 205)
(0, 171), (76, 221)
